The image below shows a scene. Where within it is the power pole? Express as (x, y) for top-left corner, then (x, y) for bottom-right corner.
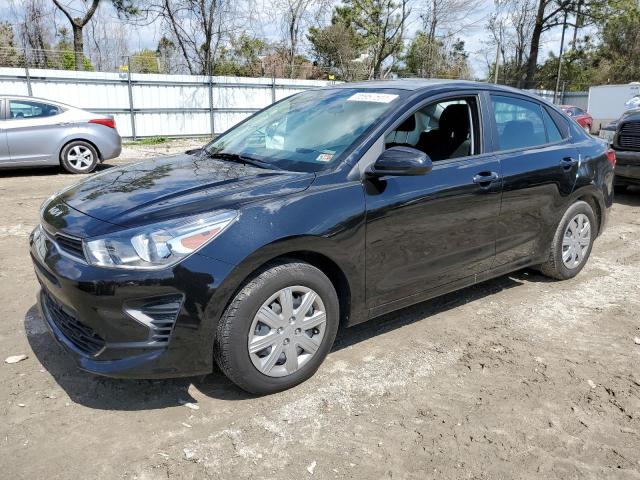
(493, 39), (501, 84)
(554, 11), (568, 103)
(572, 0), (583, 46)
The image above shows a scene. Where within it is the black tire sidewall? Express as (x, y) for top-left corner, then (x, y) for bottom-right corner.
(61, 141), (99, 174)
(217, 262), (339, 395)
(551, 201), (597, 279)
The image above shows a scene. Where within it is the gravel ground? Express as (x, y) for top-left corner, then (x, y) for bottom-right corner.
(1, 142), (639, 479)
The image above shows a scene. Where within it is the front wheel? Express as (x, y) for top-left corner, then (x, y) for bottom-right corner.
(537, 200), (597, 280)
(60, 140), (99, 174)
(214, 261), (339, 394)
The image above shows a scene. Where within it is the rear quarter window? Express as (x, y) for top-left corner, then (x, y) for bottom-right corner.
(545, 107), (571, 139)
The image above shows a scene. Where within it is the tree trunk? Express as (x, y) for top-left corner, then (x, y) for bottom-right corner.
(524, 0), (546, 89)
(72, 24), (84, 71)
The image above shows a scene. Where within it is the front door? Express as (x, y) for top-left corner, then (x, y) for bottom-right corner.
(5, 99), (66, 164)
(364, 94), (502, 309)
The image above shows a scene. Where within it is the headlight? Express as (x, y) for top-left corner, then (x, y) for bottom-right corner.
(84, 210), (237, 270)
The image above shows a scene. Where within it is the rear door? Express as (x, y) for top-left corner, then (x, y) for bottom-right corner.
(489, 93), (579, 268)
(0, 99), (10, 164)
(5, 99), (67, 164)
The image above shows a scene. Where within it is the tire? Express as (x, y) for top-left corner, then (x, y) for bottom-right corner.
(214, 260), (339, 395)
(537, 200), (597, 280)
(60, 140), (99, 174)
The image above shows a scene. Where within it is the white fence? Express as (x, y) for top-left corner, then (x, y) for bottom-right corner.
(0, 67), (335, 138)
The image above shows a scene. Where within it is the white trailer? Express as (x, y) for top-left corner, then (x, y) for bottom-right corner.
(588, 82), (640, 131)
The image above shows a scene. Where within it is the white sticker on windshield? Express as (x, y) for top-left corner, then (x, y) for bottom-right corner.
(347, 92), (398, 103)
(316, 151), (334, 162)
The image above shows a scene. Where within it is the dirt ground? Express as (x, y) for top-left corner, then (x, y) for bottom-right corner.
(1, 140), (639, 479)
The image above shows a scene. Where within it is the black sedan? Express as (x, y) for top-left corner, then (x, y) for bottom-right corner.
(31, 80), (615, 394)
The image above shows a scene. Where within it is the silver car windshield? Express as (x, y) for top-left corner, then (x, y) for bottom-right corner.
(204, 88), (407, 172)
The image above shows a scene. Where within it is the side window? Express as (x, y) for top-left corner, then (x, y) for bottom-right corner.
(545, 107), (570, 139)
(541, 108), (563, 143)
(385, 97), (480, 161)
(491, 95), (547, 150)
(9, 100), (61, 120)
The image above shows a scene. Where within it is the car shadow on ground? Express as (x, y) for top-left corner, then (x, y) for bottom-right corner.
(614, 186), (640, 206)
(25, 271), (530, 410)
(0, 163), (117, 179)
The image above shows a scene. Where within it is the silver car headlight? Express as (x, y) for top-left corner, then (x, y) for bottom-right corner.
(84, 210), (237, 270)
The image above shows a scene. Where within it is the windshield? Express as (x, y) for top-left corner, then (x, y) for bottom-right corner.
(204, 88), (407, 172)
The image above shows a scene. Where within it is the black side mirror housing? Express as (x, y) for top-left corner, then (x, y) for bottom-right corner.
(367, 146), (433, 177)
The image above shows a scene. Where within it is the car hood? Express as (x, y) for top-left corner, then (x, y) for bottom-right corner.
(53, 153), (315, 234)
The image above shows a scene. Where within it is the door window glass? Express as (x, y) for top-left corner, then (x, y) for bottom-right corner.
(491, 95), (547, 150)
(385, 97), (480, 161)
(9, 100), (61, 119)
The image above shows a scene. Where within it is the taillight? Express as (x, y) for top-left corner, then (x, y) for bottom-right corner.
(89, 118), (116, 129)
(606, 148), (616, 167)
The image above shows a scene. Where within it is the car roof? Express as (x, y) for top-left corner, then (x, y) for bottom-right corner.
(329, 79), (555, 104)
(0, 95), (76, 109)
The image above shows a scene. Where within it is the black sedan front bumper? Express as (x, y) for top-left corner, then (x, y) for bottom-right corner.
(30, 226), (236, 378)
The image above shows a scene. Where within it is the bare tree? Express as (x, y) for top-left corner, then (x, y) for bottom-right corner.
(523, 0), (575, 88)
(7, 0), (55, 67)
(86, 6), (130, 71)
(131, 0), (244, 75)
(51, 0), (101, 70)
(420, 0), (482, 77)
(487, 0), (537, 86)
(273, 0), (331, 77)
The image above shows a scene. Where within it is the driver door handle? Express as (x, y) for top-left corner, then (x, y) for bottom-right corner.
(472, 171), (500, 185)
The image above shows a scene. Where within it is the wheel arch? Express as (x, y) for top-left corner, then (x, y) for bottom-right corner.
(572, 189), (604, 237)
(205, 235), (365, 350)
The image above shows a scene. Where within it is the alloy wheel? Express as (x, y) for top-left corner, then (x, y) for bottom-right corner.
(562, 213), (591, 269)
(67, 145), (94, 171)
(248, 286), (327, 377)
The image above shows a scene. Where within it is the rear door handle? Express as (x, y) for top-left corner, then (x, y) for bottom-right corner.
(561, 156), (578, 169)
(472, 171), (500, 185)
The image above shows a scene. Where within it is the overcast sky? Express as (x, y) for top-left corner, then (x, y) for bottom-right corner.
(0, 0), (572, 79)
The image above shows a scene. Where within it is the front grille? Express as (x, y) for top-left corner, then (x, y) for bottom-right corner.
(43, 291), (105, 356)
(124, 295), (184, 345)
(619, 121), (640, 151)
(55, 233), (85, 260)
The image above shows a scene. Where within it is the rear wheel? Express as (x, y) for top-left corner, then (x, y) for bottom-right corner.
(214, 260), (339, 394)
(60, 140), (99, 174)
(538, 200), (596, 280)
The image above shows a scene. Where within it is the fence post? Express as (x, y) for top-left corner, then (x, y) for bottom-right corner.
(24, 61), (33, 97)
(126, 57), (137, 140)
(271, 68), (276, 104)
(208, 67), (215, 136)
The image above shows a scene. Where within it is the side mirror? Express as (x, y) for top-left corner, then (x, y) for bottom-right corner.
(367, 146), (433, 177)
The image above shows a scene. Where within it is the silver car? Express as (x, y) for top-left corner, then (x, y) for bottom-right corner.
(0, 95), (121, 174)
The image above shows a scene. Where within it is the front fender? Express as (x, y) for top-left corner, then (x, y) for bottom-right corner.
(200, 173), (368, 338)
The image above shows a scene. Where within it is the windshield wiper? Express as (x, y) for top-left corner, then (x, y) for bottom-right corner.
(206, 151), (280, 170)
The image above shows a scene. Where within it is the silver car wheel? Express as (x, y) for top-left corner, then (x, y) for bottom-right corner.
(248, 285), (327, 378)
(67, 145), (94, 170)
(562, 213), (591, 269)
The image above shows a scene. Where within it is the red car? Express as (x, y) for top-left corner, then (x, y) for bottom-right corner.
(560, 105), (593, 133)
